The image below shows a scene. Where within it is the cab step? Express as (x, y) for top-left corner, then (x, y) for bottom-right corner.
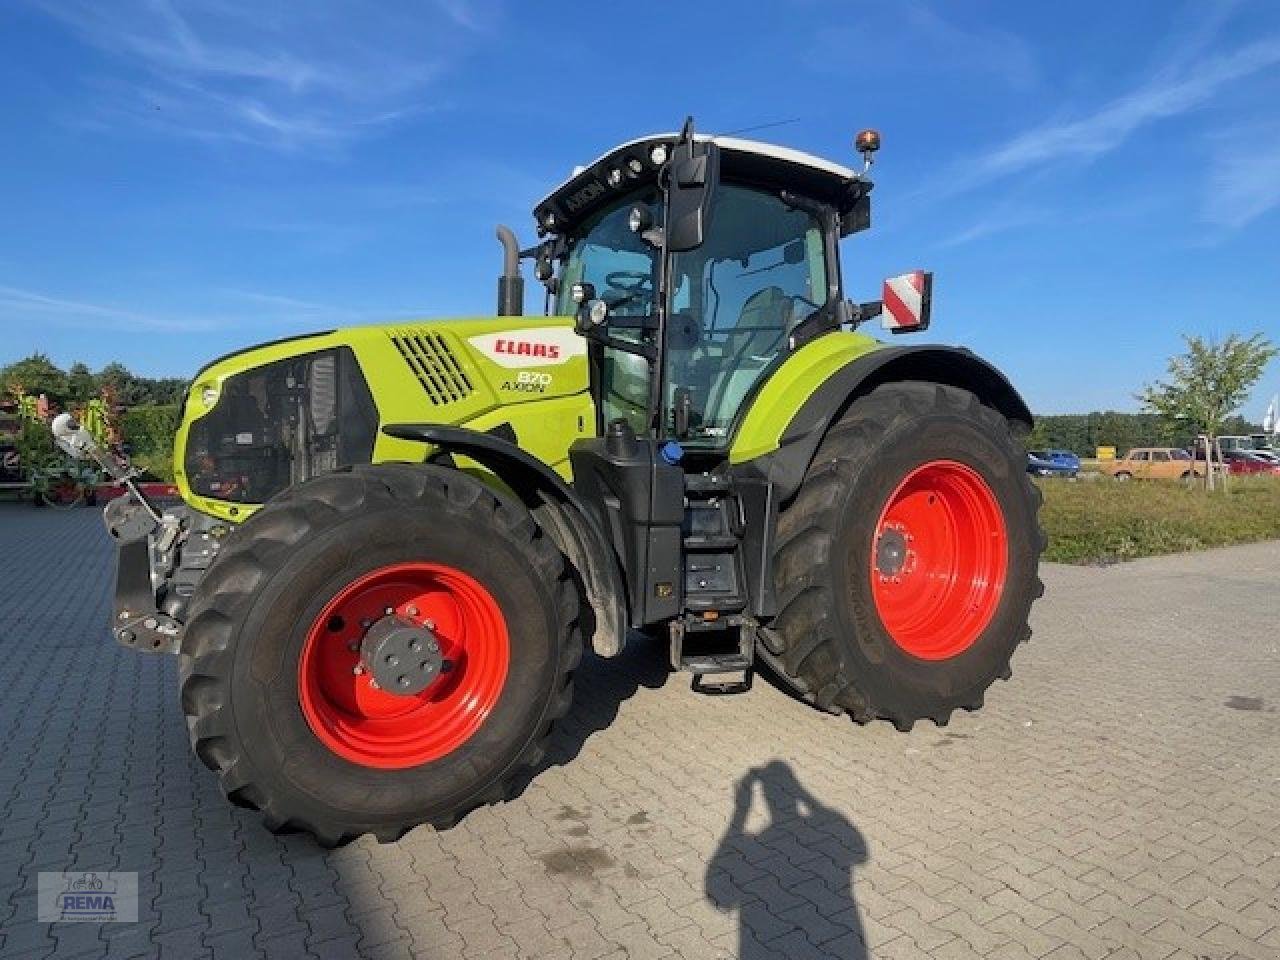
(686, 655), (753, 695)
(669, 615), (755, 695)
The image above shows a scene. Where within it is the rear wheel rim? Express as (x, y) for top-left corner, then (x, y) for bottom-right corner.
(299, 562), (509, 769)
(869, 460), (1008, 660)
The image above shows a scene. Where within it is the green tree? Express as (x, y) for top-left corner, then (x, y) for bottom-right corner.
(66, 362), (98, 404)
(1139, 333), (1277, 484)
(96, 361), (136, 403)
(0, 353), (68, 402)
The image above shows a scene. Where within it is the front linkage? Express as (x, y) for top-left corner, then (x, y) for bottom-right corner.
(53, 412), (211, 654)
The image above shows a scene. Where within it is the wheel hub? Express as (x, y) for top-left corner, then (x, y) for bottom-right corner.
(360, 615), (446, 696)
(874, 527), (909, 577)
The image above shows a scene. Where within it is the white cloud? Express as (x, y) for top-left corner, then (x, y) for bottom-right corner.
(1203, 124), (1280, 229)
(938, 206), (1050, 247)
(29, 0), (476, 149)
(921, 34), (1280, 201)
(0, 284), (218, 332)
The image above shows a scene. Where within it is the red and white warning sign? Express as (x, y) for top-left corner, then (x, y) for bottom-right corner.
(881, 270), (933, 333)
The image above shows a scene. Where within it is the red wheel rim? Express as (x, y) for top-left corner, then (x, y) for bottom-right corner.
(869, 460), (1008, 660)
(298, 563), (509, 769)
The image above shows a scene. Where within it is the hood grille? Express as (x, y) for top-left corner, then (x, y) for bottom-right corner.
(390, 330), (474, 405)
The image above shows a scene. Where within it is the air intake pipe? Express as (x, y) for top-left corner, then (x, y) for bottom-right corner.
(495, 225), (524, 316)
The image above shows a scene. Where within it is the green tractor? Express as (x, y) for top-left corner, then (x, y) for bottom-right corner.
(58, 123), (1043, 845)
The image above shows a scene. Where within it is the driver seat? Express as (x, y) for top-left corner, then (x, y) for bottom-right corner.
(703, 286), (795, 423)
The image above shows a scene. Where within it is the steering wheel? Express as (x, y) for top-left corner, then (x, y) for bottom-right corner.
(604, 270), (652, 293)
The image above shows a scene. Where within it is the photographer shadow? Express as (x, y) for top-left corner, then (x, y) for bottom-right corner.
(706, 761), (868, 959)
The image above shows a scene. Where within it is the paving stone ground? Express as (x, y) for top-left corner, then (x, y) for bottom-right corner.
(0, 505), (1277, 959)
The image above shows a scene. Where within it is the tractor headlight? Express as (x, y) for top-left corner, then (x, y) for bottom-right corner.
(199, 385), (219, 407)
(607, 168), (623, 187)
(650, 143), (669, 166)
(587, 299), (609, 327)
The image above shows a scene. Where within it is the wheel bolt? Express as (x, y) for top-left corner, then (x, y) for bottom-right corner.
(423, 619), (435, 630)
(385, 607), (394, 616)
(352, 665), (364, 676)
(427, 639), (439, 654)
(406, 605), (418, 617)
(408, 639), (422, 653)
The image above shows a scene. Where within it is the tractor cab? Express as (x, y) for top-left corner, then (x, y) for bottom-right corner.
(530, 123), (876, 449)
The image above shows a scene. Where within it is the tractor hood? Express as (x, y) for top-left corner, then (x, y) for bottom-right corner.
(175, 318), (593, 522)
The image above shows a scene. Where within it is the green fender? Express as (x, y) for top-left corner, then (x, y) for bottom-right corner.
(730, 331), (1033, 500)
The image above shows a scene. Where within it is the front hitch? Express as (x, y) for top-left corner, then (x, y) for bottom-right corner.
(51, 413), (189, 654)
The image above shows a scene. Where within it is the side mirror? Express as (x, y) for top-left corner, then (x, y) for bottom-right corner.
(665, 131), (719, 253)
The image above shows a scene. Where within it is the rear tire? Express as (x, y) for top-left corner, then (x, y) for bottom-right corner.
(180, 463), (581, 845)
(759, 382), (1043, 730)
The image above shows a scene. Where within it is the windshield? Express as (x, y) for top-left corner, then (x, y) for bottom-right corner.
(557, 191), (663, 434)
(553, 184), (830, 444)
(555, 191), (661, 318)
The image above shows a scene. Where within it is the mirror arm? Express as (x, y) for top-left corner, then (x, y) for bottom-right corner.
(787, 301), (844, 351)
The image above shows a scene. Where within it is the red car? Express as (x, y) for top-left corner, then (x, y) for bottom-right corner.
(1224, 450), (1280, 476)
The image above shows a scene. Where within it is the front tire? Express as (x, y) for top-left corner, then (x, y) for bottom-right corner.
(760, 382), (1043, 730)
(180, 464), (581, 845)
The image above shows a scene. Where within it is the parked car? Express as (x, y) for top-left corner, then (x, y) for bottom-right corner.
(1027, 450), (1078, 478)
(1099, 447), (1202, 481)
(1223, 451), (1280, 476)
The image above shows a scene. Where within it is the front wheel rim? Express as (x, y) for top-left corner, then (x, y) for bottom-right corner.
(869, 460), (1008, 660)
(298, 563), (509, 769)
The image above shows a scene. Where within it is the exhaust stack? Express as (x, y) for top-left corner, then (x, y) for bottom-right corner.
(495, 225), (524, 316)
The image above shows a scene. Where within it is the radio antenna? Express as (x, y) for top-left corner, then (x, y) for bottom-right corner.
(722, 117), (802, 136)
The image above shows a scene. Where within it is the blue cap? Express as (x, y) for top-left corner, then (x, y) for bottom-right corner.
(659, 441), (684, 465)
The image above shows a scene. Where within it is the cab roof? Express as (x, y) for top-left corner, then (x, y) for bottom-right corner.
(533, 133), (867, 235)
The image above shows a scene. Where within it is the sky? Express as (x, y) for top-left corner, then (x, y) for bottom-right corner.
(0, 0), (1278, 418)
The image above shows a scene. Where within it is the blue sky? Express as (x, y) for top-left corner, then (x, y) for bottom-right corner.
(1, 0), (1277, 418)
